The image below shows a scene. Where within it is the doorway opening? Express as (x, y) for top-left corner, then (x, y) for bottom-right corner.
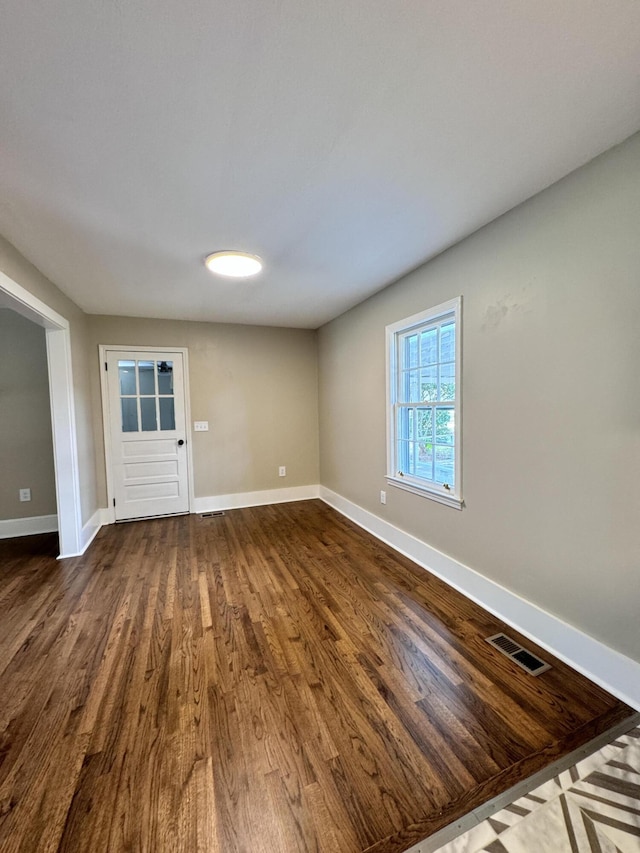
(0, 271), (83, 557)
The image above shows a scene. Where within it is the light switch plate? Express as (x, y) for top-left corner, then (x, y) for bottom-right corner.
(194, 421), (209, 432)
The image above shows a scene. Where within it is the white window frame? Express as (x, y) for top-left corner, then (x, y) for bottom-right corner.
(386, 296), (462, 509)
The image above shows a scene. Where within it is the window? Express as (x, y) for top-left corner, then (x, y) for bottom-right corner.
(118, 359), (176, 433)
(386, 297), (462, 508)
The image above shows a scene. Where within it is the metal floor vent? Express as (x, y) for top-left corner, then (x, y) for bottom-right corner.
(200, 511), (225, 518)
(485, 633), (551, 676)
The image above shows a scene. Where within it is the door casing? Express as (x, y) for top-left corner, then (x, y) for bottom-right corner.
(0, 271), (83, 557)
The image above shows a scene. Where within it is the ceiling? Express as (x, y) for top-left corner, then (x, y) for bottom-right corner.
(1, 2), (640, 329)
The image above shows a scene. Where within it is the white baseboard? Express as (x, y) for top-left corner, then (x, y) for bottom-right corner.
(79, 508), (104, 554)
(58, 507), (109, 558)
(320, 486), (640, 711)
(193, 484), (320, 515)
(101, 506), (116, 526)
(95, 487), (319, 530)
(0, 514), (58, 539)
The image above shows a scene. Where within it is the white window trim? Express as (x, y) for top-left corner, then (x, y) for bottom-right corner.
(385, 296), (463, 510)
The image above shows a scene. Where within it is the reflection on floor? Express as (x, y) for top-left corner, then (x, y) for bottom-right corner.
(434, 725), (640, 853)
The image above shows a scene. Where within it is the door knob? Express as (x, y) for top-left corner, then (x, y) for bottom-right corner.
(177, 439), (185, 446)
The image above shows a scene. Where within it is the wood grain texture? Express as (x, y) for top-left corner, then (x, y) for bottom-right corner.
(0, 502), (633, 852)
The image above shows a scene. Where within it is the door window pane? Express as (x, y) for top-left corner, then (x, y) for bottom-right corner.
(118, 361), (137, 396)
(121, 397), (138, 432)
(157, 361), (174, 395)
(140, 397), (157, 431)
(138, 361), (156, 396)
(159, 397), (176, 430)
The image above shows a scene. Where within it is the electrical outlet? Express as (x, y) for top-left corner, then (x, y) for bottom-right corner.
(278, 466), (286, 477)
(194, 421), (209, 432)
(380, 490), (386, 505)
(19, 488), (31, 502)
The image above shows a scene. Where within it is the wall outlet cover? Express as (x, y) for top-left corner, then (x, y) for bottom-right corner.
(19, 488), (32, 502)
(279, 466), (286, 477)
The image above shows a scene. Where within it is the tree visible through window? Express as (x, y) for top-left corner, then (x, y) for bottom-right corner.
(386, 298), (462, 508)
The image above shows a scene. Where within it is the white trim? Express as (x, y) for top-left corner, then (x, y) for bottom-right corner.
(385, 297), (461, 337)
(386, 474), (463, 509)
(0, 514), (58, 539)
(46, 325), (83, 556)
(98, 345), (194, 520)
(0, 271), (68, 328)
(0, 271), (84, 557)
(193, 484), (320, 514)
(319, 486), (640, 711)
(78, 508), (102, 554)
(102, 505), (116, 526)
(56, 507), (109, 559)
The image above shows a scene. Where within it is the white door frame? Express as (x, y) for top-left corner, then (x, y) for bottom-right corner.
(0, 271), (83, 558)
(99, 344), (194, 522)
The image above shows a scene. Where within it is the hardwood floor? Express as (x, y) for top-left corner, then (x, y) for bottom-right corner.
(0, 500), (633, 852)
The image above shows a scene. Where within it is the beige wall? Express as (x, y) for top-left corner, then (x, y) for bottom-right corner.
(0, 236), (98, 525)
(87, 316), (319, 504)
(318, 132), (640, 662)
(0, 309), (57, 519)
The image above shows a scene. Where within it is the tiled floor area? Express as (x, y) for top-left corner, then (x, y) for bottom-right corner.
(433, 724), (640, 853)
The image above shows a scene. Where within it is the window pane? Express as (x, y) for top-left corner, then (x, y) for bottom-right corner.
(435, 408), (455, 445)
(121, 397), (138, 432)
(416, 408), (433, 443)
(435, 445), (455, 486)
(416, 441), (434, 481)
(407, 441), (417, 475)
(397, 439), (411, 474)
(420, 328), (438, 365)
(159, 397), (175, 430)
(420, 367), (438, 402)
(404, 334), (418, 369)
(401, 369), (419, 402)
(140, 397), (157, 431)
(118, 360), (137, 396)
(440, 322), (455, 362)
(439, 363), (455, 401)
(397, 408), (411, 443)
(138, 361), (156, 396)
(157, 361), (174, 395)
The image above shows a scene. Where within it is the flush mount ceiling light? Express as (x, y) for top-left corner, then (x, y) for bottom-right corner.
(204, 251), (263, 278)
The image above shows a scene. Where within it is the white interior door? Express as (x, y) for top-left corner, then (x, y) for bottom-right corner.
(105, 350), (190, 521)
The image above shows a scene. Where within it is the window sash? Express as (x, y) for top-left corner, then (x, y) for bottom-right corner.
(393, 403), (455, 487)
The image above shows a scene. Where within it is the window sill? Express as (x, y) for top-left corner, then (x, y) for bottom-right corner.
(386, 475), (463, 510)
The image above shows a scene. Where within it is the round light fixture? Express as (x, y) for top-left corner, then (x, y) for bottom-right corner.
(204, 251), (263, 278)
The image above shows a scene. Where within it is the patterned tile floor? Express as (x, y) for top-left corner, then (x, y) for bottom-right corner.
(433, 725), (640, 852)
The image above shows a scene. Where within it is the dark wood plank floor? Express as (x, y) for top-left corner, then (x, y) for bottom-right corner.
(0, 500), (633, 852)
